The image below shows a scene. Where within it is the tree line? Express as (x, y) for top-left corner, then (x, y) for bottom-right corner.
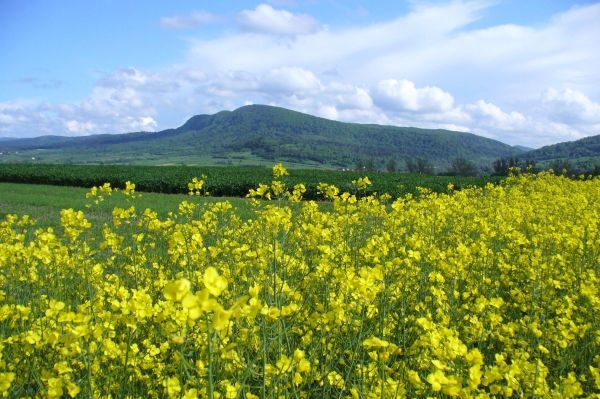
(354, 157), (480, 176)
(353, 156), (600, 177)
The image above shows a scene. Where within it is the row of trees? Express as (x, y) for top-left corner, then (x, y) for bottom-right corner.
(491, 156), (536, 176)
(545, 158), (600, 177)
(355, 157), (480, 176)
(493, 157), (600, 177)
(355, 156), (600, 177)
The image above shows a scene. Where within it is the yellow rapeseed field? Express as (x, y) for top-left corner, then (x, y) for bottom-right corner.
(0, 165), (599, 398)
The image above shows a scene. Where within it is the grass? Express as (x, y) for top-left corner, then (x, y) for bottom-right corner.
(0, 182), (333, 234)
(0, 149), (343, 170)
(0, 182), (260, 230)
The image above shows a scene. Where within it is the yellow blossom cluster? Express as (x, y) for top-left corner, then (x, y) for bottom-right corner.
(0, 166), (599, 398)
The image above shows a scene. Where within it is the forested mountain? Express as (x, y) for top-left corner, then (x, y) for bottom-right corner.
(522, 135), (600, 162)
(0, 104), (525, 169)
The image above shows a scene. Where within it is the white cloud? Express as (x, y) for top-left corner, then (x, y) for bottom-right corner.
(326, 83), (373, 110)
(0, 67), (213, 137)
(541, 88), (600, 124)
(65, 120), (98, 134)
(373, 79), (455, 113)
(177, 69), (207, 82)
(97, 67), (182, 93)
(189, 0), (491, 76)
(158, 10), (221, 30)
(203, 70), (260, 98)
(4, 1), (600, 148)
(261, 67), (323, 97)
(237, 4), (321, 35)
(465, 100), (526, 130)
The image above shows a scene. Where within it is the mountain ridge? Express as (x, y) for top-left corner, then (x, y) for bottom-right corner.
(522, 134), (600, 162)
(0, 104), (535, 169)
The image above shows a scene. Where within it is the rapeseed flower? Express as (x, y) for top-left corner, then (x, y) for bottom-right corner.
(0, 170), (599, 397)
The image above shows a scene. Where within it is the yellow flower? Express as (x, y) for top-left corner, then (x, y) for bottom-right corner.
(297, 359), (311, 373)
(45, 299), (65, 317)
(225, 383), (238, 399)
(327, 371), (344, 388)
(212, 305), (231, 331)
(183, 389), (198, 399)
(170, 335), (185, 345)
(47, 377), (63, 399)
(407, 370), (423, 388)
(292, 372), (303, 385)
(273, 163), (289, 178)
(276, 355), (293, 374)
(352, 176), (372, 191)
(203, 267), (228, 297)
(362, 336), (389, 349)
(66, 382), (81, 397)
(54, 361), (73, 374)
(0, 373), (15, 397)
(293, 349), (305, 362)
(123, 181), (136, 196)
(163, 377), (181, 398)
(427, 370), (448, 391)
(163, 279), (191, 302)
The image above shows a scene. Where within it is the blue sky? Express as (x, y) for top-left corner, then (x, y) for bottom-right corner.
(1, 0), (599, 148)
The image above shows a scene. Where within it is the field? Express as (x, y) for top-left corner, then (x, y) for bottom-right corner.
(0, 165), (599, 398)
(0, 183), (260, 232)
(0, 149), (334, 170)
(0, 163), (505, 200)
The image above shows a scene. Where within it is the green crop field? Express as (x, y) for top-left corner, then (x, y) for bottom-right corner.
(0, 164), (505, 200)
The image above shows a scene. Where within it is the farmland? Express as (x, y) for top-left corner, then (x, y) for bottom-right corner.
(0, 182), (260, 232)
(0, 164), (599, 397)
(0, 163), (505, 200)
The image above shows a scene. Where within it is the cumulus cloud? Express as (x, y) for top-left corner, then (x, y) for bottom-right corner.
(34, 84), (158, 134)
(261, 67), (323, 97)
(326, 82), (373, 110)
(203, 70), (260, 98)
(158, 10), (221, 30)
(0, 67), (213, 137)
(237, 4), (321, 35)
(373, 79), (455, 113)
(177, 69), (207, 82)
(465, 100), (526, 130)
(541, 88), (600, 124)
(3, 63), (598, 148)
(97, 67), (182, 93)
(4, 1), (600, 147)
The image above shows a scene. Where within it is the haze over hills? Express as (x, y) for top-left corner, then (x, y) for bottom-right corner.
(0, 105), (530, 170)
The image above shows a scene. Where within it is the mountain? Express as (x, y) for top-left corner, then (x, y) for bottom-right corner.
(515, 145), (535, 152)
(521, 135), (600, 162)
(0, 104), (524, 169)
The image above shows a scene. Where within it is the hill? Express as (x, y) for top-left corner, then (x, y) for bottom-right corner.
(515, 145), (535, 152)
(0, 104), (524, 170)
(522, 135), (600, 162)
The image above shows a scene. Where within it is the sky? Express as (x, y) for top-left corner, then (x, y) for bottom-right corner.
(1, 0), (599, 148)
